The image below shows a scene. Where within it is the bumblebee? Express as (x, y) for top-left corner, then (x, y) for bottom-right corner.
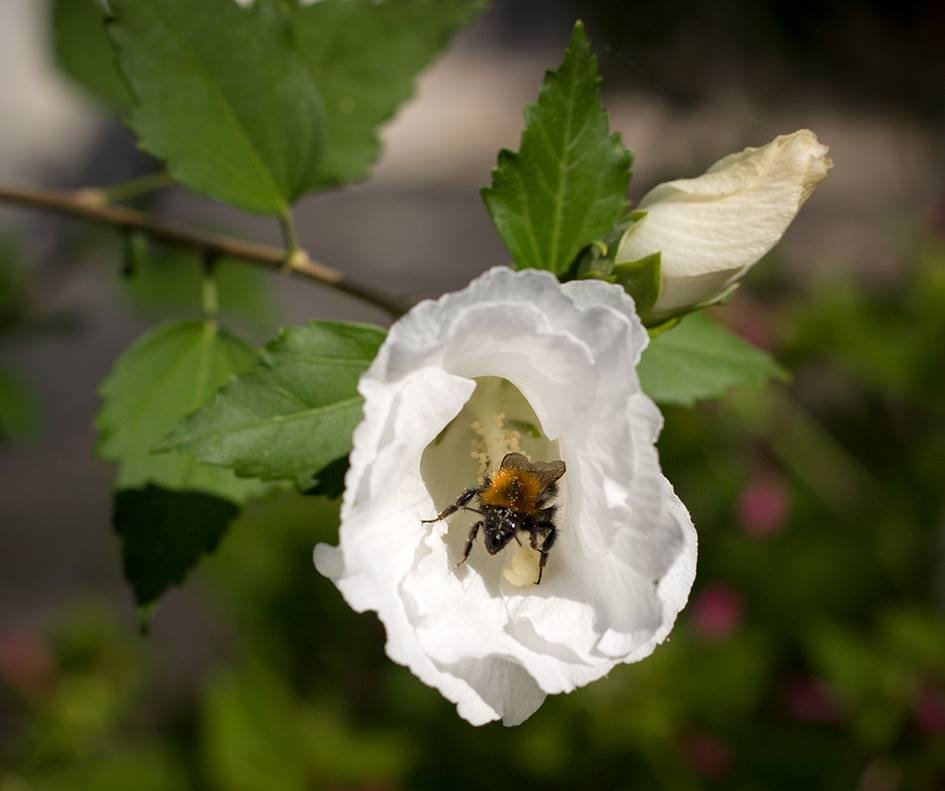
(422, 452), (566, 584)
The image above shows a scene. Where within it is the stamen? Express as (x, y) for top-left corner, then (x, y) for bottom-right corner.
(469, 411), (527, 482)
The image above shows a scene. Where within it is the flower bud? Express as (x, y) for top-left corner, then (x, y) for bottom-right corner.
(616, 130), (832, 320)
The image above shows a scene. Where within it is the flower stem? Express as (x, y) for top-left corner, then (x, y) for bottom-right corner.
(0, 182), (408, 317)
(201, 257), (219, 320)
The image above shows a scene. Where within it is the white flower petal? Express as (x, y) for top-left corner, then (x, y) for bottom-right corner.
(434, 656), (547, 727)
(316, 266), (697, 725)
(616, 129), (831, 317)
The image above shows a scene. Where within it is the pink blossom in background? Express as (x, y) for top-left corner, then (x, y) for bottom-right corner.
(721, 300), (777, 350)
(691, 583), (744, 641)
(913, 680), (945, 736)
(737, 468), (790, 538)
(681, 730), (733, 780)
(779, 675), (840, 724)
(0, 629), (53, 696)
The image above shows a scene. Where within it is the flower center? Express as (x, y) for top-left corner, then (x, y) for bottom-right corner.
(420, 377), (563, 589)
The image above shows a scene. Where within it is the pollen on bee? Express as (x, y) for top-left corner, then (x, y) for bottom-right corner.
(503, 545), (542, 587)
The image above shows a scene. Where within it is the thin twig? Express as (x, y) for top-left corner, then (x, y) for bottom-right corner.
(0, 183), (408, 318)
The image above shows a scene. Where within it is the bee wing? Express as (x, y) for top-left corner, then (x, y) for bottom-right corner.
(499, 452), (531, 471)
(499, 452), (566, 491)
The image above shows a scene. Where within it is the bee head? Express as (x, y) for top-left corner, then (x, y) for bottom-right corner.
(484, 529), (507, 554)
(483, 509), (516, 554)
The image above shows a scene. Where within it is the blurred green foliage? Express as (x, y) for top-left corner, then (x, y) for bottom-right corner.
(3, 234), (945, 789)
(0, 237), (38, 442)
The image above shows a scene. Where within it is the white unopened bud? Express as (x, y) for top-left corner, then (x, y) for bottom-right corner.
(616, 129), (832, 320)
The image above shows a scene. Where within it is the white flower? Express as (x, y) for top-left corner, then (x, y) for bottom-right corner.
(314, 267), (696, 726)
(616, 129), (832, 320)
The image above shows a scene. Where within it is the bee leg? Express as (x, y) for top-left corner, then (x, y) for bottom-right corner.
(422, 487), (481, 524)
(530, 524), (557, 584)
(456, 521), (483, 567)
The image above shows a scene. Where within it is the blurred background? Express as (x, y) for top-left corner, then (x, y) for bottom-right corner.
(1, 0), (944, 788)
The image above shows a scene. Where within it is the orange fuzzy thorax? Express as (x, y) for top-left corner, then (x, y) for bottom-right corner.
(479, 468), (543, 513)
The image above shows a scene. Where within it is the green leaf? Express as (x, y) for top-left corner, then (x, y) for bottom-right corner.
(96, 320), (268, 502)
(290, 0), (484, 186)
(114, 485), (238, 606)
(52, 0), (132, 110)
(160, 321), (386, 489)
(639, 313), (788, 406)
(482, 21), (632, 274)
(108, 0), (324, 214)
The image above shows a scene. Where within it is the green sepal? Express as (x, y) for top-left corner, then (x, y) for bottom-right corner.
(646, 316), (681, 338)
(645, 279), (743, 326)
(573, 215), (633, 281)
(695, 281), (741, 310)
(611, 252), (662, 316)
(571, 212), (662, 319)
